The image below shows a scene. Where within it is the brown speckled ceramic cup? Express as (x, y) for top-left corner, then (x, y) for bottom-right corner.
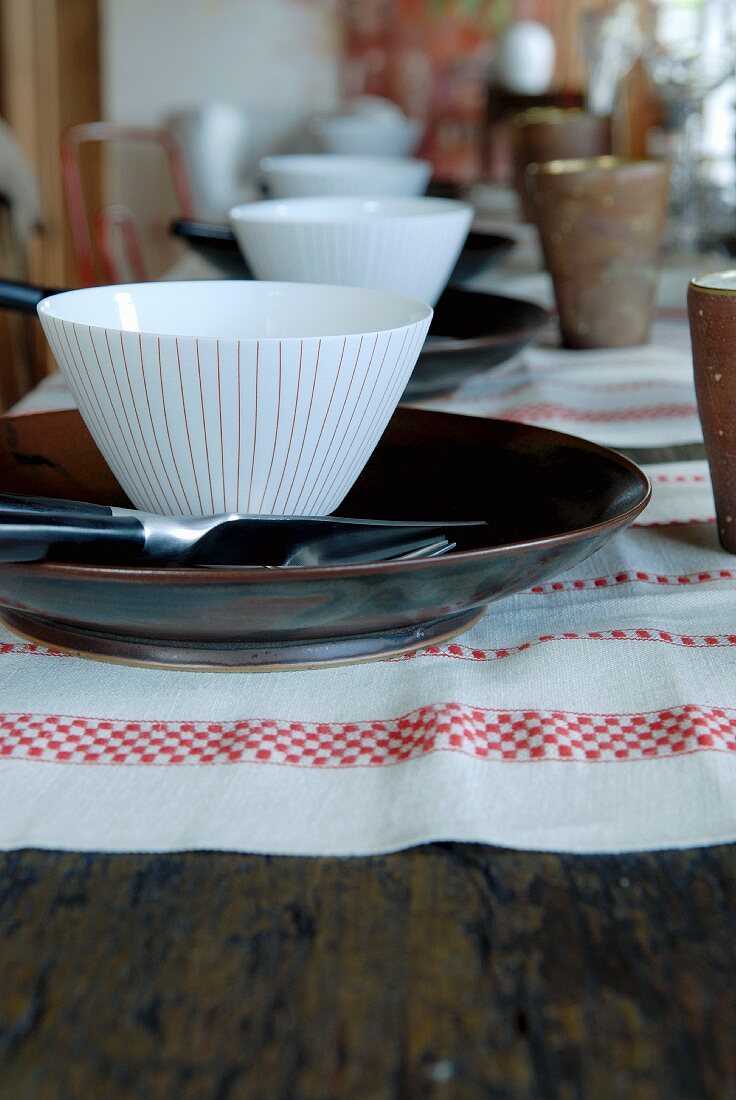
(510, 108), (612, 221)
(688, 272), (736, 553)
(529, 157), (670, 349)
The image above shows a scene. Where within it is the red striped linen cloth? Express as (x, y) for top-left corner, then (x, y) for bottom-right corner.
(2, 456), (736, 855)
(17, 316), (703, 449)
(408, 317), (703, 448)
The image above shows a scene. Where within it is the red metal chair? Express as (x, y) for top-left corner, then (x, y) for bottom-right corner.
(60, 122), (196, 286)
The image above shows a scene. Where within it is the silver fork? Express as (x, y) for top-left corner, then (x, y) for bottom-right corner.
(0, 494), (480, 567)
(261, 534), (456, 568)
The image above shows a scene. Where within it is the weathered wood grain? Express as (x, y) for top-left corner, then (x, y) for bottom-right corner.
(1, 845), (736, 1099)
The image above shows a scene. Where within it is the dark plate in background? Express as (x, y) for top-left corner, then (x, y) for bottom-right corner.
(171, 218), (254, 279)
(0, 407), (649, 671)
(450, 231), (514, 282)
(169, 221), (547, 400)
(170, 218), (515, 285)
(406, 288), (550, 400)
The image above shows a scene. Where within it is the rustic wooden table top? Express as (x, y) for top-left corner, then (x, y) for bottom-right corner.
(3, 442), (730, 1100)
(1, 844), (735, 1099)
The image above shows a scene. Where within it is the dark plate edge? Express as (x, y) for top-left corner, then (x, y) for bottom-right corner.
(0, 419), (651, 585)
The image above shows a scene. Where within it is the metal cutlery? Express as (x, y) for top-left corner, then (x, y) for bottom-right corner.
(0, 493), (489, 567)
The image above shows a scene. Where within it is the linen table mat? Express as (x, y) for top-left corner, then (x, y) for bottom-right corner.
(3, 289), (734, 855)
(16, 315), (703, 451)
(408, 317), (702, 449)
(2, 458), (736, 856)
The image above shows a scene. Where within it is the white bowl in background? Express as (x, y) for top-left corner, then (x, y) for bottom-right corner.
(309, 114), (424, 157)
(231, 196), (473, 307)
(347, 96), (407, 120)
(37, 281), (432, 517)
(259, 154), (432, 199)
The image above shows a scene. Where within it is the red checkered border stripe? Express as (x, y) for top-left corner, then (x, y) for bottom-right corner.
(1, 702), (736, 767)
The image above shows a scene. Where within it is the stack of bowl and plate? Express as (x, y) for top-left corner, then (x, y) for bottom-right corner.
(167, 97), (548, 403)
(0, 97), (651, 670)
(1, 268), (650, 668)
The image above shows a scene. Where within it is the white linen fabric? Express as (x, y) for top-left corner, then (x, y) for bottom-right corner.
(2, 458), (736, 856)
(4, 248), (732, 856)
(18, 316), (702, 449)
(408, 319), (703, 448)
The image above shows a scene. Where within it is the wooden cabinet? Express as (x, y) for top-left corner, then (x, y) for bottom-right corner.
(1, 0), (101, 289)
(0, 0), (101, 396)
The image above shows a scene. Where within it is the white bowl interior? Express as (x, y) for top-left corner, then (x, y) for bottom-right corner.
(231, 196), (472, 224)
(691, 270), (736, 291)
(37, 281), (432, 340)
(260, 154), (430, 176)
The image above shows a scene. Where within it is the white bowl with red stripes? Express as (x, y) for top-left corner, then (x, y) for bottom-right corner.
(36, 280), (432, 518)
(230, 196), (474, 308)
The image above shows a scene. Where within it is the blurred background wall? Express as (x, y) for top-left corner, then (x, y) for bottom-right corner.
(0, 0), (638, 290)
(1, 0), (732, 289)
(101, 0), (342, 274)
(103, 0), (341, 124)
(344, 0), (571, 181)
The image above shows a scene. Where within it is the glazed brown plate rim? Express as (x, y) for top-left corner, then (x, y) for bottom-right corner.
(0, 425), (651, 582)
(424, 294), (551, 354)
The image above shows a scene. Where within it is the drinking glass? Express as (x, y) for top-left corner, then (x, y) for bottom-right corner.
(641, 0), (736, 253)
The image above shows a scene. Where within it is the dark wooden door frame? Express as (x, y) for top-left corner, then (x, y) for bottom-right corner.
(0, 0), (102, 392)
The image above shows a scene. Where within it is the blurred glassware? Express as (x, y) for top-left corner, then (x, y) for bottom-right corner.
(641, 0), (736, 252)
(579, 1), (642, 117)
(698, 155), (736, 255)
(167, 104), (257, 222)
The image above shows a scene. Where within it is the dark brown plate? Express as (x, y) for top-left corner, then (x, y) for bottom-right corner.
(170, 218), (515, 286)
(0, 407), (649, 670)
(406, 288), (550, 400)
(450, 230), (515, 282)
(171, 219), (254, 279)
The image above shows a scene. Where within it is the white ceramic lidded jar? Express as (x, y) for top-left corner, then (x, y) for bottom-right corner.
(495, 20), (556, 95)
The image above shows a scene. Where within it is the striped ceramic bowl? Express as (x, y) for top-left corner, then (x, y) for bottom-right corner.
(37, 280), (432, 517)
(231, 196), (473, 308)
